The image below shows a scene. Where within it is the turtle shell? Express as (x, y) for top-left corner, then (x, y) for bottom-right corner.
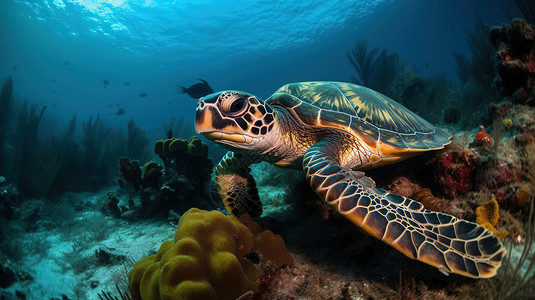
(268, 81), (451, 158)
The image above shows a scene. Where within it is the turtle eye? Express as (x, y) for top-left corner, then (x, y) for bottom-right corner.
(221, 95), (248, 116)
(230, 97), (245, 113)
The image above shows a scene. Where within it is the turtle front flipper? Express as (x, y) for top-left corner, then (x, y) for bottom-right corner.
(215, 151), (263, 217)
(303, 139), (506, 278)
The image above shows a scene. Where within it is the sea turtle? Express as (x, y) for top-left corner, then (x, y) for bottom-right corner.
(195, 81), (505, 278)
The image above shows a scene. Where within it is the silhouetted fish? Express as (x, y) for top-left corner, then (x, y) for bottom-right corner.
(116, 108), (125, 115)
(138, 93), (148, 97)
(51, 79), (55, 83)
(62, 62), (70, 66)
(181, 79), (214, 99)
(103, 80), (109, 89)
(13, 65), (17, 71)
(124, 82), (130, 86)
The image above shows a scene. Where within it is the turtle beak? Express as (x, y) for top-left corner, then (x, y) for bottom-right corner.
(195, 100), (251, 144)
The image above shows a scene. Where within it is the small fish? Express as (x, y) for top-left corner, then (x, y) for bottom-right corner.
(116, 108), (125, 115)
(103, 80), (109, 89)
(138, 92), (148, 97)
(52, 90), (56, 94)
(124, 82), (130, 86)
(51, 79), (55, 83)
(180, 79), (214, 99)
(107, 104), (113, 108)
(13, 65), (17, 71)
(62, 62), (70, 66)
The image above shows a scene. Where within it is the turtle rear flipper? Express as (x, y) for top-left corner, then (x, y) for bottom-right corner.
(303, 140), (506, 278)
(215, 151), (263, 217)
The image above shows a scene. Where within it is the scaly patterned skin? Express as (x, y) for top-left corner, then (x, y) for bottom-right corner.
(215, 152), (263, 217)
(303, 138), (505, 278)
(196, 82), (506, 279)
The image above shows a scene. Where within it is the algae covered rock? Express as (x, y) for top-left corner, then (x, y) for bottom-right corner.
(187, 136), (208, 158)
(117, 135), (214, 218)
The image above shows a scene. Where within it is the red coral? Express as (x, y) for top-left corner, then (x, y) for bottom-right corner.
(436, 147), (479, 198)
(474, 126), (492, 144)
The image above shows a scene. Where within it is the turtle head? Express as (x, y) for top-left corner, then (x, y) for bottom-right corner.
(195, 91), (278, 152)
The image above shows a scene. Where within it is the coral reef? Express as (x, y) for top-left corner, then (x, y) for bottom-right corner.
(153, 136), (212, 186)
(491, 18), (535, 105)
(434, 142), (479, 198)
(118, 157), (143, 191)
(128, 208), (292, 300)
(469, 125), (493, 156)
(117, 136), (214, 218)
(475, 199), (508, 240)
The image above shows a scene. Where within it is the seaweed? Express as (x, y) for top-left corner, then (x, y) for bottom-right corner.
(346, 40), (379, 87)
(78, 114), (127, 189)
(161, 116), (195, 139)
(0, 77), (13, 174)
(463, 15), (499, 102)
(514, 0), (535, 24)
(373, 49), (405, 97)
(454, 53), (471, 85)
(12, 100), (47, 197)
(346, 40), (405, 97)
(127, 119), (149, 162)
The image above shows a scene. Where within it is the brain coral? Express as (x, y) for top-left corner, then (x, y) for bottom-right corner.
(128, 208), (293, 300)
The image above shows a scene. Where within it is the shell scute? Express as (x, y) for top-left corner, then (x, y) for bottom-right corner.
(270, 81), (451, 152)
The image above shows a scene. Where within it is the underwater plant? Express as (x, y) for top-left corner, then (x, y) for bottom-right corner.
(513, 0), (535, 24)
(346, 40), (404, 97)
(12, 100), (47, 197)
(0, 77), (13, 175)
(79, 114), (127, 189)
(127, 119), (150, 162)
(346, 40), (379, 87)
(161, 116), (196, 140)
(464, 16), (499, 102)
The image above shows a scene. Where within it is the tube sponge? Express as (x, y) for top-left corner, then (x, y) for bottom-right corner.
(128, 208), (293, 300)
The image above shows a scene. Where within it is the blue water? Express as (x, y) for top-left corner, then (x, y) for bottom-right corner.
(0, 0), (518, 130)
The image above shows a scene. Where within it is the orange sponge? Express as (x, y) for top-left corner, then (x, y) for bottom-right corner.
(128, 208), (292, 300)
(475, 199), (507, 240)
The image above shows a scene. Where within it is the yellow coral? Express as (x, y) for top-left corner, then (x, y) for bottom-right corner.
(475, 199), (508, 240)
(128, 208), (293, 300)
